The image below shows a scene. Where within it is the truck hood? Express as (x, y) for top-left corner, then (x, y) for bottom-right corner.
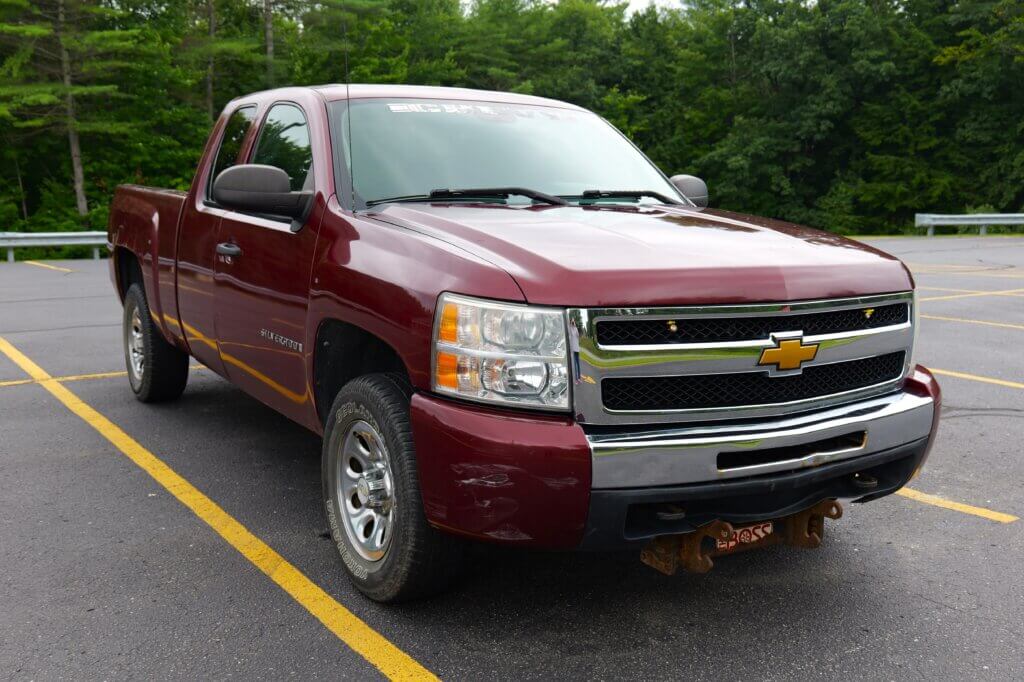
(371, 203), (912, 306)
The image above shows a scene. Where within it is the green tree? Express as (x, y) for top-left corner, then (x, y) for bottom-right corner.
(1, 0), (1023, 239)
(938, 0), (1024, 213)
(0, 0), (207, 231)
(0, 0), (124, 219)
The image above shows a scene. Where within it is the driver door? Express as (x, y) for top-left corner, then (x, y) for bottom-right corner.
(213, 100), (324, 427)
(176, 104), (257, 375)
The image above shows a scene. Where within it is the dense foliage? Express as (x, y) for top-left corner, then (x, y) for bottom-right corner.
(1, 0), (1022, 238)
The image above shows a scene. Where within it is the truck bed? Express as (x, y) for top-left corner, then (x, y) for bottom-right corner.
(108, 184), (189, 348)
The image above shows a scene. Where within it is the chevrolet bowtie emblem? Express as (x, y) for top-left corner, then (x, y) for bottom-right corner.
(758, 336), (819, 372)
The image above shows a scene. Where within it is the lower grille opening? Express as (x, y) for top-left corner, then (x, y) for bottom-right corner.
(618, 444), (925, 541)
(717, 431), (866, 471)
(602, 351), (905, 411)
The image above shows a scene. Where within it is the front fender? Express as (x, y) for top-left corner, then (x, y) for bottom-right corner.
(306, 200), (524, 398)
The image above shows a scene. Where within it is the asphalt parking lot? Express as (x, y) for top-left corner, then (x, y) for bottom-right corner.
(2, 236), (1022, 680)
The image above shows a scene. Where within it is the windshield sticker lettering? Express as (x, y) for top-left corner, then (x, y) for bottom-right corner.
(386, 102), (573, 120)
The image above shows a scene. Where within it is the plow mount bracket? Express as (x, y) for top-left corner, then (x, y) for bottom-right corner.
(639, 499), (844, 576)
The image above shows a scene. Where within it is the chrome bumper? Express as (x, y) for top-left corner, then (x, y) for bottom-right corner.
(587, 389), (935, 489)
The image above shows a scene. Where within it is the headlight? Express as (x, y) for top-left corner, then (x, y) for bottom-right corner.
(432, 293), (570, 410)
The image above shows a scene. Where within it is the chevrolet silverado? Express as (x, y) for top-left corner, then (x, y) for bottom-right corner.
(108, 85), (940, 602)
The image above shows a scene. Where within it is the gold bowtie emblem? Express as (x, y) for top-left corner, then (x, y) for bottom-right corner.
(759, 338), (819, 371)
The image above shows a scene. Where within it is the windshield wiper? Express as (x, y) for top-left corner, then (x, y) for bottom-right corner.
(570, 189), (682, 205)
(430, 187), (568, 205)
(365, 194), (432, 207)
(365, 187), (568, 207)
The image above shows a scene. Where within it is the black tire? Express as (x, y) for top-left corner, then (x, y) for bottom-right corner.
(322, 373), (463, 602)
(122, 283), (189, 403)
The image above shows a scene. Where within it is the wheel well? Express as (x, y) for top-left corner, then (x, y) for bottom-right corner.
(313, 320), (410, 427)
(115, 248), (143, 301)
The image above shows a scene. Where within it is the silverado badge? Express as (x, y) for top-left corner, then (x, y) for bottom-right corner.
(758, 334), (819, 373)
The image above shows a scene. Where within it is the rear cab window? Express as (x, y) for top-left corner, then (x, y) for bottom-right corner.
(252, 103), (313, 192)
(208, 105), (256, 200)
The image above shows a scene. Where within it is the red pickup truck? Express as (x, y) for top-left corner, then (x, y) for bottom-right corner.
(109, 84), (940, 602)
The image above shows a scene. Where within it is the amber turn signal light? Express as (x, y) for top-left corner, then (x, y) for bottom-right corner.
(438, 303), (459, 343)
(435, 351), (458, 389)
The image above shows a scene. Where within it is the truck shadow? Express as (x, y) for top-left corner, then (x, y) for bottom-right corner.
(168, 375), (913, 671)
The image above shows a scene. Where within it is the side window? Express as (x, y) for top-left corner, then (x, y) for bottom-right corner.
(209, 106), (256, 198)
(252, 104), (313, 192)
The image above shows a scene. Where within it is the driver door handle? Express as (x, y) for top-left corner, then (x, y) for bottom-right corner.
(216, 242), (242, 257)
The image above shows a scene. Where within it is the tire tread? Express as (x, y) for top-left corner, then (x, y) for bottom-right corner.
(124, 283), (189, 402)
(324, 372), (463, 602)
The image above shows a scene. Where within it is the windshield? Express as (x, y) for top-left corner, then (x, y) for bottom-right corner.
(328, 98), (682, 207)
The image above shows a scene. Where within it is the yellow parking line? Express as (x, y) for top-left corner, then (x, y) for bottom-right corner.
(918, 288), (1024, 302)
(0, 366), (206, 389)
(916, 286), (980, 293)
(913, 269), (1024, 280)
(921, 314), (1024, 332)
(1, 370), (126, 387)
(908, 262), (988, 271)
(916, 286), (1021, 294)
(24, 260), (73, 273)
(52, 370), (129, 383)
(929, 368), (1024, 390)
(896, 488), (1018, 523)
(0, 336), (437, 682)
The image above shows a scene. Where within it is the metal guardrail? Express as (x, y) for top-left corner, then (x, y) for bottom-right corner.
(1, 231), (107, 262)
(4, 216), (1018, 259)
(915, 213), (1024, 237)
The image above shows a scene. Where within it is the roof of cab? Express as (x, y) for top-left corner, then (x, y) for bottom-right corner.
(310, 83), (586, 111)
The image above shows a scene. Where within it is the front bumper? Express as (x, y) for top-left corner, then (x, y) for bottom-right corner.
(410, 366), (940, 550)
(582, 437), (927, 549)
(587, 379), (935, 490)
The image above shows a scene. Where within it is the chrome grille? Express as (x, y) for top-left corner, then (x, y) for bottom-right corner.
(568, 292), (915, 426)
(602, 352), (906, 411)
(596, 302), (908, 346)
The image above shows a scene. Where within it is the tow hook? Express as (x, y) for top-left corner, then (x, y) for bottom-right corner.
(639, 499), (844, 576)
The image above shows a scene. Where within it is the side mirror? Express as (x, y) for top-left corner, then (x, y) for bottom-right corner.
(212, 164), (312, 220)
(670, 174), (708, 209)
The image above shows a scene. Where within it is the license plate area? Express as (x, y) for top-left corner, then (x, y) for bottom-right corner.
(714, 521), (774, 553)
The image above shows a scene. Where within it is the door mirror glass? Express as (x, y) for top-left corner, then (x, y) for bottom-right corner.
(670, 174), (708, 208)
(212, 164), (311, 219)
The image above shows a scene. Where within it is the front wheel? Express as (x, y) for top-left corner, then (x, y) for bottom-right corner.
(322, 373), (463, 602)
(122, 283), (189, 402)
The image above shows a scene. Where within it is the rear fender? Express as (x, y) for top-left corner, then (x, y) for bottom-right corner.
(108, 185), (188, 348)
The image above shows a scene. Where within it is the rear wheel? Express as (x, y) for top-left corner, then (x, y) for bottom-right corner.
(122, 283), (189, 402)
(322, 373), (463, 602)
